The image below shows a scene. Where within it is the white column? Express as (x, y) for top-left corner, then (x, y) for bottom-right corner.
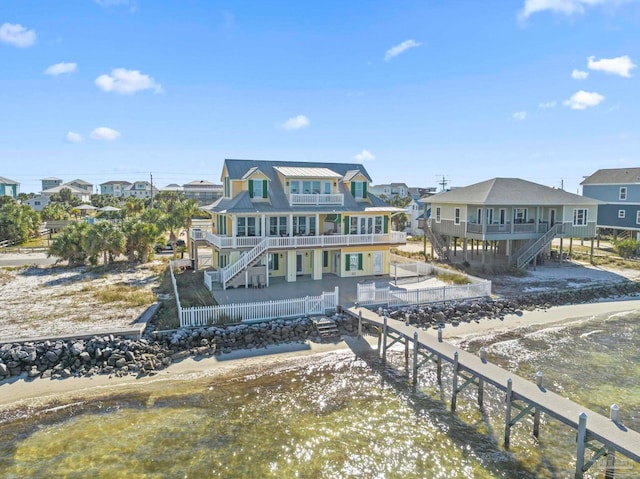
(288, 214), (293, 236)
(286, 250), (296, 282)
(315, 213), (320, 235)
(313, 249), (322, 280)
(261, 214), (266, 237)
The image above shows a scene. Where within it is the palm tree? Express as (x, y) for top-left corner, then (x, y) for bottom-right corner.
(49, 222), (90, 266)
(87, 222), (125, 265)
(180, 199), (203, 254)
(123, 220), (159, 263)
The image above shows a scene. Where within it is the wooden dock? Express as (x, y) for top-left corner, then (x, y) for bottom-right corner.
(346, 306), (640, 479)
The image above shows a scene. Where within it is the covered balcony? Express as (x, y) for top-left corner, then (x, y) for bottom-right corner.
(289, 193), (344, 206)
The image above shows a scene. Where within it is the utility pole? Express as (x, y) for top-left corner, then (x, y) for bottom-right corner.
(438, 175), (448, 192)
(150, 172), (154, 209)
(560, 178), (564, 190)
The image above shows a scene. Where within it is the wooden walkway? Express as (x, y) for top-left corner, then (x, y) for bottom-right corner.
(346, 306), (640, 479)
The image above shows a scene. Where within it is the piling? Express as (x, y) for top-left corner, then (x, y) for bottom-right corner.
(575, 412), (588, 479)
(534, 371), (543, 438)
(451, 352), (460, 411)
(412, 331), (419, 385)
(504, 378), (513, 448)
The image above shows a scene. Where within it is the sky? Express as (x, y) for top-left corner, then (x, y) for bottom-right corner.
(1, 0), (639, 195)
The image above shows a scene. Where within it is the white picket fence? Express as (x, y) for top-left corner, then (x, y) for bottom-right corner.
(180, 287), (340, 327)
(357, 280), (491, 308)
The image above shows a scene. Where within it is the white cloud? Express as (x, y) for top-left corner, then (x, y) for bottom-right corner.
(44, 62), (78, 76)
(384, 39), (421, 61)
(65, 131), (83, 143)
(563, 90), (605, 110)
(539, 100), (557, 109)
(90, 127), (121, 140)
(571, 69), (589, 80)
(519, 0), (630, 19)
(513, 111), (527, 120)
(281, 115), (310, 130)
(354, 150), (375, 162)
(95, 68), (162, 95)
(0, 23), (36, 47)
(587, 55), (636, 77)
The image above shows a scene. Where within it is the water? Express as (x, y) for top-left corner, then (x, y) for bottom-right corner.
(1, 311), (639, 478)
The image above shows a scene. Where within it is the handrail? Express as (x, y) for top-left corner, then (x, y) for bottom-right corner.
(424, 220), (449, 261)
(221, 238), (268, 289)
(516, 223), (564, 268)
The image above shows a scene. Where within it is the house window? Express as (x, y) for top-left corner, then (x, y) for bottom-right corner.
(486, 208), (494, 224)
(573, 209), (588, 226)
(619, 210), (626, 219)
(323, 251), (329, 268)
(350, 217), (358, 235)
(477, 208), (482, 224)
(269, 216), (288, 236)
(290, 181), (300, 194)
(636, 210), (640, 225)
(324, 182), (331, 194)
(375, 216), (383, 234)
(251, 180), (263, 198)
(435, 207), (441, 223)
(293, 216), (315, 235)
(354, 182), (364, 199)
(268, 253), (279, 271)
(454, 208), (461, 225)
(224, 177), (230, 198)
(237, 217), (260, 236)
(620, 187), (627, 200)
(514, 208), (527, 224)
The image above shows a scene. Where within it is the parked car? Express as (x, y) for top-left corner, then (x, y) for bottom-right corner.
(154, 243), (172, 253)
(176, 239), (186, 247)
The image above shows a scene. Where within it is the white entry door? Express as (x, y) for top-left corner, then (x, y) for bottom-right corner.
(372, 252), (384, 275)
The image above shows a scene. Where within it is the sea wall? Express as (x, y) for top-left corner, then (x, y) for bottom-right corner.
(1, 282), (639, 382)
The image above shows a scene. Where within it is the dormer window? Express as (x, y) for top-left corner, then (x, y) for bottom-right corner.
(249, 179), (267, 199)
(352, 181), (367, 199)
(620, 187), (627, 200)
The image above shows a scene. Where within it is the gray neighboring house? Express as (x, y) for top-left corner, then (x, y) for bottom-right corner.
(182, 180), (223, 204)
(100, 180), (132, 197)
(581, 167), (640, 239)
(425, 177), (600, 267)
(41, 177), (63, 191)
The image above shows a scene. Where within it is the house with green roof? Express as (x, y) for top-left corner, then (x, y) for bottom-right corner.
(425, 178), (600, 268)
(191, 159), (406, 289)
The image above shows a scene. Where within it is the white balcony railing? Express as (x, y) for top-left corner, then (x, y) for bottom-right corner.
(198, 231), (406, 250)
(289, 193), (344, 206)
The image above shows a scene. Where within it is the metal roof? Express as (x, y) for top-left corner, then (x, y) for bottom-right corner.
(0, 176), (18, 184)
(273, 166), (341, 178)
(429, 178), (600, 206)
(223, 159), (372, 182)
(581, 168), (640, 185)
(100, 180), (132, 186)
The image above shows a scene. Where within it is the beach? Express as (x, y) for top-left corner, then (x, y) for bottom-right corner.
(3, 296), (640, 412)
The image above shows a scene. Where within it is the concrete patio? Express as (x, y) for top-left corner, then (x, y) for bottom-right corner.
(210, 273), (447, 307)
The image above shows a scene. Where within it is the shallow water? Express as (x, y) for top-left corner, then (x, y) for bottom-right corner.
(1, 311), (639, 479)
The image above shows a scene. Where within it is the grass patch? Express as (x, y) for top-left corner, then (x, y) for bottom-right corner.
(95, 285), (155, 307)
(153, 265), (216, 330)
(435, 271), (471, 285)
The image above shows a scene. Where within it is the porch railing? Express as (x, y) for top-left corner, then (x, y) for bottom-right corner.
(289, 193), (344, 206)
(198, 231), (407, 250)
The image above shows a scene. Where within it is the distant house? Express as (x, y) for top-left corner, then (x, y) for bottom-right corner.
(182, 180), (223, 204)
(581, 168), (640, 239)
(0, 176), (19, 199)
(41, 184), (91, 203)
(100, 180), (133, 197)
(124, 181), (158, 199)
(41, 177), (63, 191)
(370, 182), (409, 198)
(193, 159), (406, 288)
(160, 183), (184, 194)
(24, 195), (49, 211)
(67, 179), (93, 193)
(426, 178), (599, 268)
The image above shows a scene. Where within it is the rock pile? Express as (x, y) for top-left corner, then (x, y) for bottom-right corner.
(0, 317), (320, 382)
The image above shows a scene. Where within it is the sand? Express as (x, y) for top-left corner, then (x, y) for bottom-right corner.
(2, 297), (639, 411)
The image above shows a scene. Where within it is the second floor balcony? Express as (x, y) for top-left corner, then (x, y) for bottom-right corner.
(191, 229), (406, 250)
(289, 193), (344, 206)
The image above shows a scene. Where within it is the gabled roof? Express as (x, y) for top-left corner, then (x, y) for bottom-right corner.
(0, 176), (18, 184)
(42, 184), (88, 195)
(223, 159), (372, 183)
(581, 168), (640, 185)
(100, 180), (132, 186)
(429, 178), (599, 206)
(69, 178), (92, 186)
(343, 169), (365, 182)
(184, 180), (216, 186)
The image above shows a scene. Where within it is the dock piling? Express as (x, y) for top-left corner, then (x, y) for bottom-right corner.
(504, 378), (513, 448)
(575, 412), (588, 479)
(438, 326), (443, 343)
(358, 310), (362, 337)
(534, 371), (543, 438)
(478, 348), (486, 406)
(451, 352), (460, 412)
(382, 316), (388, 363)
(412, 332), (419, 385)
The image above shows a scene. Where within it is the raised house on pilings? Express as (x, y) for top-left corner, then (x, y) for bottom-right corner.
(424, 177), (600, 268)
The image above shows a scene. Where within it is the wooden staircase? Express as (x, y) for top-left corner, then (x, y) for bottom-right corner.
(220, 238), (268, 289)
(515, 224), (564, 269)
(423, 220), (450, 261)
(313, 317), (340, 339)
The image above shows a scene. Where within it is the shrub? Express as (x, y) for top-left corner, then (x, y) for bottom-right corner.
(614, 238), (639, 259)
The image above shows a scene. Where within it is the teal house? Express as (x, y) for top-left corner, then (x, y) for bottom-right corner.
(0, 177), (19, 200)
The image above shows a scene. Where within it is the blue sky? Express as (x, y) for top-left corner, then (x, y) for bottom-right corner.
(1, 0), (639, 194)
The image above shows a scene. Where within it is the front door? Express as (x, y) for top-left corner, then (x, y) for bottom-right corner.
(550, 209), (556, 227)
(296, 253), (304, 275)
(372, 252), (384, 275)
